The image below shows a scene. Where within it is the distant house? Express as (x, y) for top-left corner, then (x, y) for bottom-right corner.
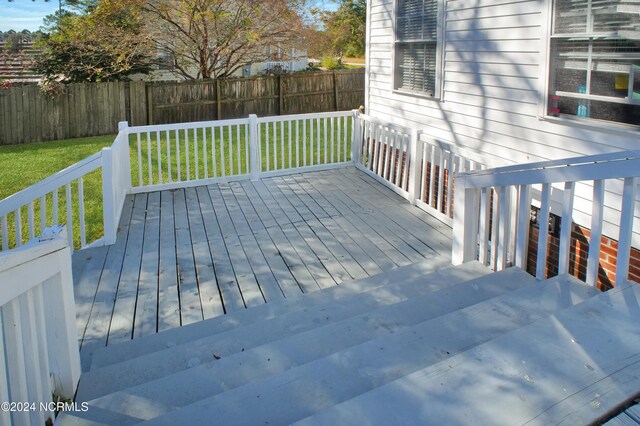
(0, 30), (42, 82)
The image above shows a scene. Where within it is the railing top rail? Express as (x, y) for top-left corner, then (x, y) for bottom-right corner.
(0, 151), (103, 216)
(458, 155), (640, 189)
(257, 110), (355, 123)
(458, 150), (640, 181)
(127, 117), (250, 134)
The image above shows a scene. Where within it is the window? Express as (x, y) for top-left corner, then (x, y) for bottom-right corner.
(394, 0), (441, 97)
(548, 0), (640, 127)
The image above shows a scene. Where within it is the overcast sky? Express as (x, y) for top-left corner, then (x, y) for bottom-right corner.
(0, 0), (338, 32)
(0, 1), (59, 32)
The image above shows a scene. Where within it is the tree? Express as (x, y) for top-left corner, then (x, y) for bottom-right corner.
(142, 0), (306, 80)
(34, 0), (154, 83)
(318, 0), (365, 58)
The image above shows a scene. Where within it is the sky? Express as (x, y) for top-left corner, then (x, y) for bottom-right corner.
(0, 0), (338, 32)
(0, 1), (60, 32)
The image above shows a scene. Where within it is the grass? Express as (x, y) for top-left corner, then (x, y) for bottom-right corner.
(1, 117), (353, 250)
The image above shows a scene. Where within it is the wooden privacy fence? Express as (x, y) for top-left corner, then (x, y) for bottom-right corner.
(0, 69), (365, 145)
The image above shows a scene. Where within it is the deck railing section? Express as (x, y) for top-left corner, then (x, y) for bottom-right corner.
(453, 150), (640, 287)
(353, 113), (485, 226)
(126, 111), (355, 193)
(0, 226), (81, 425)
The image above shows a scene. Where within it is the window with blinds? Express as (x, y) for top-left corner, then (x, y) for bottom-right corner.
(394, 0), (441, 97)
(549, 0), (640, 127)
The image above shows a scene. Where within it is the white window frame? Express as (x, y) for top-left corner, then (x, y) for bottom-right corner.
(541, 0), (640, 132)
(392, 0), (445, 100)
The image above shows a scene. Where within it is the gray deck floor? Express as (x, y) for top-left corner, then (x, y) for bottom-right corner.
(71, 167), (453, 359)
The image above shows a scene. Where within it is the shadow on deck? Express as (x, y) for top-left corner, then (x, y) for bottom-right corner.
(72, 167), (452, 367)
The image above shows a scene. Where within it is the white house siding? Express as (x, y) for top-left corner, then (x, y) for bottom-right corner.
(366, 0), (640, 247)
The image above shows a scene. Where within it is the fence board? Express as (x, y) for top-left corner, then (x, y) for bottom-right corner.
(0, 69), (364, 145)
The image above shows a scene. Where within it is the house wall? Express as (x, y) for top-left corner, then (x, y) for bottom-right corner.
(366, 0), (640, 248)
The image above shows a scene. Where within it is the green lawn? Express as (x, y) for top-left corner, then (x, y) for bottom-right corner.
(0, 117), (353, 250)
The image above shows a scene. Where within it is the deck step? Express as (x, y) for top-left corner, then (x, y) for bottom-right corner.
(134, 274), (597, 425)
(294, 282), (640, 426)
(72, 266), (535, 424)
(87, 254), (454, 371)
(76, 258), (486, 402)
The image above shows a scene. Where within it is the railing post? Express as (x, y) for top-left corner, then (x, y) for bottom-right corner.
(452, 174), (480, 265)
(102, 146), (116, 245)
(42, 226), (81, 399)
(408, 128), (422, 205)
(249, 114), (260, 181)
(351, 110), (361, 164)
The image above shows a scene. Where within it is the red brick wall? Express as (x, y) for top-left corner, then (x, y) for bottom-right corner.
(528, 216), (640, 291)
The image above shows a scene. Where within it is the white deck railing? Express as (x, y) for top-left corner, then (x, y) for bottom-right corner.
(0, 226), (81, 425)
(453, 150), (640, 287)
(125, 111), (355, 193)
(353, 113), (487, 226)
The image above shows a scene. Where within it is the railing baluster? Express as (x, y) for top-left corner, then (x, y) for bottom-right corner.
(245, 123), (250, 174)
(167, 130), (172, 182)
(78, 177), (86, 247)
(147, 132), (153, 185)
(586, 179), (605, 286)
(272, 122), (277, 170)
(157, 131), (163, 184)
(437, 151), (446, 213)
(2, 300), (30, 425)
(28, 201), (35, 240)
(52, 189), (58, 225)
(176, 129), (182, 181)
(478, 187), (490, 265)
(429, 144), (436, 207)
(218, 126), (225, 177)
(536, 183), (552, 279)
(558, 181), (576, 275)
(446, 152), (455, 218)
(1, 215), (8, 251)
(515, 184), (532, 269)
(136, 133), (143, 186)
(366, 121), (373, 169)
(316, 117), (321, 165)
(0, 315), (12, 426)
(302, 120), (307, 167)
(265, 123), (270, 172)
(280, 121), (285, 170)
(237, 125), (242, 174)
(33, 286), (52, 420)
(194, 128), (199, 180)
(228, 125), (234, 175)
(309, 118), (314, 166)
(295, 120), (300, 167)
(288, 120), (293, 169)
(616, 176), (637, 286)
(19, 292), (47, 425)
(403, 136), (411, 190)
(66, 183), (73, 249)
(202, 127), (208, 179)
(211, 127), (217, 178)
(420, 144), (428, 202)
(497, 186), (509, 271)
(324, 117), (328, 164)
(185, 129), (190, 181)
(490, 189), (499, 270)
(40, 196), (47, 236)
(331, 116), (336, 163)
(15, 208), (22, 247)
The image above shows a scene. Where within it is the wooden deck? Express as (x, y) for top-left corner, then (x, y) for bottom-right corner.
(72, 167), (452, 364)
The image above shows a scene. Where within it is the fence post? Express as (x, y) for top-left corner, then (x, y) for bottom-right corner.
(408, 128), (422, 205)
(249, 114), (260, 181)
(102, 145), (116, 245)
(452, 174), (480, 265)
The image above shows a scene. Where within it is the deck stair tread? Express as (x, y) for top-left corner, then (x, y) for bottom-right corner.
(134, 273), (596, 426)
(78, 266), (537, 422)
(77, 257), (484, 401)
(88, 254), (454, 370)
(294, 282), (640, 426)
(58, 261), (638, 426)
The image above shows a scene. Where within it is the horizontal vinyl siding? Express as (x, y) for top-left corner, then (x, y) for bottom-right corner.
(367, 0), (640, 246)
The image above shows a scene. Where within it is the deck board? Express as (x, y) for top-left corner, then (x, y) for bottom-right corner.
(72, 167), (453, 357)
